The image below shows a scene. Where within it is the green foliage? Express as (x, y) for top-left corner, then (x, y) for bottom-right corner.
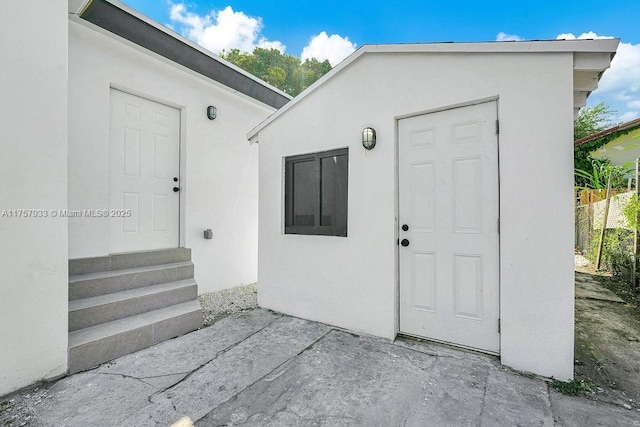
(574, 158), (632, 190)
(574, 103), (617, 186)
(623, 193), (640, 230)
(551, 378), (595, 396)
(220, 48), (331, 96)
(574, 102), (615, 141)
(589, 228), (634, 276)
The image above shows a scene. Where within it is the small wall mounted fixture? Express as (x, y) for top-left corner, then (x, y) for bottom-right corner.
(204, 229), (213, 239)
(362, 127), (376, 150)
(207, 105), (217, 120)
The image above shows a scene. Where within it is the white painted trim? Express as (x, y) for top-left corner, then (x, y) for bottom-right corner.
(366, 39), (618, 54)
(108, 87), (184, 252)
(179, 104), (187, 249)
(397, 334), (501, 357)
(394, 95), (500, 121)
(395, 98), (502, 355)
(247, 39), (618, 142)
(391, 96), (501, 337)
(110, 83), (185, 110)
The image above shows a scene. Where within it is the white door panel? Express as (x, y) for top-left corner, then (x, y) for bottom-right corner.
(109, 89), (180, 253)
(399, 101), (500, 354)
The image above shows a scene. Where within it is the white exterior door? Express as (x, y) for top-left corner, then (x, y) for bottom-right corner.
(398, 101), (500, 354)
(109, 89), (180, 253)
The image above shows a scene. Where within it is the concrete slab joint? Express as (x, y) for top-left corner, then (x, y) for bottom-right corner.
(3, 309), (639, 426)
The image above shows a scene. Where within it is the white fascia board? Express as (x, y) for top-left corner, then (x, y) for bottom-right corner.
(247, 47), (365, 142)
(365, 39), (619, 54)
(247, 39), (619, 142)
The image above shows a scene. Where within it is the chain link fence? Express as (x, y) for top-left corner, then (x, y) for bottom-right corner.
(575, 190), (636, 286)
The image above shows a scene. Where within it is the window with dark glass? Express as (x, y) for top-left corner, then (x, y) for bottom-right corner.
(284, 148), (348, 236)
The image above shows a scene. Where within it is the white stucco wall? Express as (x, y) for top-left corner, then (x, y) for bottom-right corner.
(257, 52), (575, 379)
(68, 20), (273, 293)
(0, 0), (69, 396)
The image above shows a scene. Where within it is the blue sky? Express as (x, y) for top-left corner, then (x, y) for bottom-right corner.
(122, 0), (640, 123)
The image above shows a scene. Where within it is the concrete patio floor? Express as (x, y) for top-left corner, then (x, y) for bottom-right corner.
(3, 309), (640, 426)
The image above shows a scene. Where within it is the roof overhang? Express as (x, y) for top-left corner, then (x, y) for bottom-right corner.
(247, 39), (619, 143)
(70, 0), (291, 109)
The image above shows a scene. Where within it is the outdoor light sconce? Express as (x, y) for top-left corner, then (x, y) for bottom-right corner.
(204, 229), (213, 239)
(362, 127), (376, 150)
(206, 105), (217, 120)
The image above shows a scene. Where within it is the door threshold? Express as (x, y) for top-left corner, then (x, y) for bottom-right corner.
(396, 332), (500, 357)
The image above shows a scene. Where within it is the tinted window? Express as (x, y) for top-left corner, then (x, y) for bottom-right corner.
(285, 148), (348, 236)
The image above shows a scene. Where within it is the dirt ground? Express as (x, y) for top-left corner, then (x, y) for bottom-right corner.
(574, 268), (640, 410)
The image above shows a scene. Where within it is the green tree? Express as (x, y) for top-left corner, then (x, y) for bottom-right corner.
(574, 102), (616, 186)
(574, 102), (615, 140)
(220, 48), (332, 97)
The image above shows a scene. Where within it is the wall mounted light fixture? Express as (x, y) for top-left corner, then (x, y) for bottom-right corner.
(207, 105), (217, 120)
(362, 127), (376, 150)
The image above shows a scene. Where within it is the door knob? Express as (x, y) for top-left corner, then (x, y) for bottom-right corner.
(173, 177), (179, 182)
(173, 187), (180, 192)
(402, 224), (409, 231)
(401, 239), (410, 247)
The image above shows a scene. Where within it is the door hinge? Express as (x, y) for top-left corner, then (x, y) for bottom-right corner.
(497, 218), (500, 234)
(495, 119), (500, 135)
(498, 319), (501, 333)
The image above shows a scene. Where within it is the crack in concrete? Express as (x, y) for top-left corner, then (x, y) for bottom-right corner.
(546, 382), (562, 425)
(400, 351), (439, 374)
(193, 327), (334, 424)
(476, 366), (490, 426)
(148, 314), (283, 401)
(97, 370), (193, 382)
(94, 371), (156, 387)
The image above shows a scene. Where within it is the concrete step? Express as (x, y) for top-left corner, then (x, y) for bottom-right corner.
(69, 248), (192, 276)
(68, 300), (203, 374)
(69, 261), (194, 300)
(69, 279), (198, 332)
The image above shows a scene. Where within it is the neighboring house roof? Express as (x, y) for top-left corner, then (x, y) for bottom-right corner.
(69, 0), (291, 109)
(574, 117), (640, 147)
(247, 39), (619, 142)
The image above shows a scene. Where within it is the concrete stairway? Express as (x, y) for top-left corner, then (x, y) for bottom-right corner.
(68, 248), (203, 374)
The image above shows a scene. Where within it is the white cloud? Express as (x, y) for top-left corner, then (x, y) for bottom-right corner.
(596, 41), (640, 101)
(496, 32), (523, 42)
(169, 3), (285, 54)
(619, 111), (640, 122)
(558, 32), (640, 123)
(301, 31), (356, 66)
(556, 31), (614, 40)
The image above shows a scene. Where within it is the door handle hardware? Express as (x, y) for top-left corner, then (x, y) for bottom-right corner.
(173, 187), (180, 192)
(401, 239), (410, 247)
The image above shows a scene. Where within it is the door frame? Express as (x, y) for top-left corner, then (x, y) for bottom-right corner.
(394, 95), (502, 353)
(109, 85), (186, 252)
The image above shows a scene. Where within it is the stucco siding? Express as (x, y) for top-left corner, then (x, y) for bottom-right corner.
(68, 20), (272, 293)
(258, 51), (575, 379)
(0, 0), (69, 395)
